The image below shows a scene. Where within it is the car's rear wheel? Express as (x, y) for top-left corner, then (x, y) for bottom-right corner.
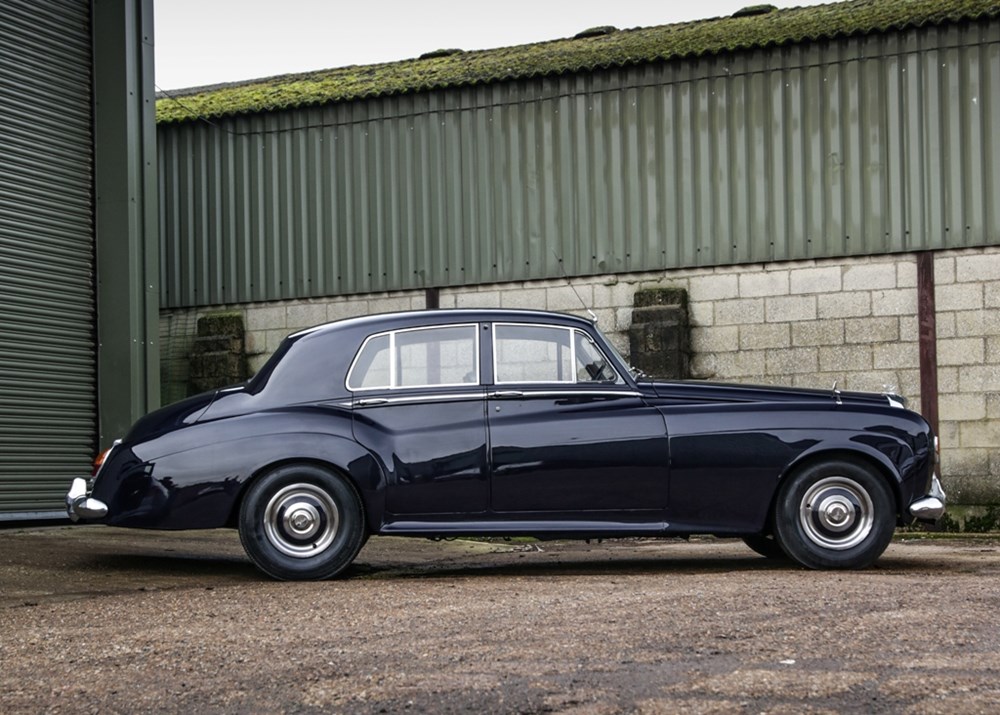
(773, 459), (895, 570)
(238, 463), (366, 580)
(741, 534), (787, 560)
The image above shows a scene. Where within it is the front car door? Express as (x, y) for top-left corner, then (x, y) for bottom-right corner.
(486, 322), (669, 517)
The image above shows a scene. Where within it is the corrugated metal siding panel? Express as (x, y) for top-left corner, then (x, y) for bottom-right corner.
(0, 0), (95, 512)
(158, 20), (1000, 309)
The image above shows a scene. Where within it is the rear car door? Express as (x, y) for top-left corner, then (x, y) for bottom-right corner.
(485, 322), (669, 515)
(349, 324), (489, 515)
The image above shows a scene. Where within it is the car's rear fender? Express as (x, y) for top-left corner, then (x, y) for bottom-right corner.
(96, 422), (386, 531)
(226, 444), (386, 534)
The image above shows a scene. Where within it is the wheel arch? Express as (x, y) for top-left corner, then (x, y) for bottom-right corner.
(225, 449), (383, 534)
(766, 446), (905, 532)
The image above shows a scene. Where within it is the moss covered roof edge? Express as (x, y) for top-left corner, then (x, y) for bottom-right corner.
(156, 0), (1000, 124)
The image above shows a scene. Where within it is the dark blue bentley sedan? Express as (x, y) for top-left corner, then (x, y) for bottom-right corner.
(67, 309), (946, 579)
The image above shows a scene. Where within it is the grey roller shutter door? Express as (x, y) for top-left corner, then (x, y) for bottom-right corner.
(0, 0), (96, 515)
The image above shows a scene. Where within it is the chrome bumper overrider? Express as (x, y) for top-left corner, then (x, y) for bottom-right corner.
(909, 474), (947, 522)
(66, 477), (108, 522)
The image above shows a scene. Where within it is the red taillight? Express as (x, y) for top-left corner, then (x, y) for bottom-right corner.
(92, 447), (113, 477)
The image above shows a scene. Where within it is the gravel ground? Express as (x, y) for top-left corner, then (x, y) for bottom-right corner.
(1, 526), (999, 714)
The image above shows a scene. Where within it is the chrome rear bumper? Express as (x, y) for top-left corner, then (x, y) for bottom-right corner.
(66, 477), (108, 522)
(909, 474), (946, 523)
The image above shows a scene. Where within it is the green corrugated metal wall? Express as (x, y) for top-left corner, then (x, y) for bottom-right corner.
(0, 1), (96, 514)
(157, 20), (1000, 310)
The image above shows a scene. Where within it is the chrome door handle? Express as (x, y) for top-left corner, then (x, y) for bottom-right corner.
(355, 397), (389, 406)
(489, 390), (523, 398)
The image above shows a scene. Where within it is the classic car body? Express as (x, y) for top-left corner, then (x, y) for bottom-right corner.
(68, 309), (946, 579)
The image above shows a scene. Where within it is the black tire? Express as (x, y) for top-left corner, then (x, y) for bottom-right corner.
(773, 459), (895, 570)
(741, 534), (788, 560)
(238, 463), (366, 580)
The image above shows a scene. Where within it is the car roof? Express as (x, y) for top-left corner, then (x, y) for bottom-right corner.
(248, 307), (622, 403)
(289, 308), (596, 340)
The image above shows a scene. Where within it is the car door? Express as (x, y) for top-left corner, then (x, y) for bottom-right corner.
(349, 323), (489, 515)
(486, 322), (669, 515)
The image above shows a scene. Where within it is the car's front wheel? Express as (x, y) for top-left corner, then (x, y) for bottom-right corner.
(238, 463), (366, 580)
(773, 459), (895, 570)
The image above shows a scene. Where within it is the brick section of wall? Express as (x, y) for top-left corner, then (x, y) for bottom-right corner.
(159, 247), (1000, 505)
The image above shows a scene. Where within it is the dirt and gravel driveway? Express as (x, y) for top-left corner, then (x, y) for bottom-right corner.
(1, 526), (998, 714)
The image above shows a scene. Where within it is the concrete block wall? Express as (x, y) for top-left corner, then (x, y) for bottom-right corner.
(159, 246), (1000, 505)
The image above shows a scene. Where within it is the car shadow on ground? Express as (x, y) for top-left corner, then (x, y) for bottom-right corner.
(348, 542), (970, 580)
(101, 546), (975, 581)
(76, 550), (791, 582)
(46, 537), (977, 584)
(351, 555), (798, 580)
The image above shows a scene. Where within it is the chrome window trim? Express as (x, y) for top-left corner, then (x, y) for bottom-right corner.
(346, 323), (480, 392)
(346, 388), (642, 409)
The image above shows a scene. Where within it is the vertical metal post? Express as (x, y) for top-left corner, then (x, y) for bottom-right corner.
(916, 253), (939, 436)
(425, 288), (440, 310)
(93, 0), (160, 445)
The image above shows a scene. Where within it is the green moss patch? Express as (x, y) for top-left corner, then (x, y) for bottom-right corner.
(157, 0), (1000, 124)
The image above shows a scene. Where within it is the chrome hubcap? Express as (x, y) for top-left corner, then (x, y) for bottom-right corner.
(264, 483), (339, 558)
(799, 476), (873, 550)
(286, 503), (320, 537)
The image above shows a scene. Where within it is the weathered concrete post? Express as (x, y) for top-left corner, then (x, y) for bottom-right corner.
(188, 313), (250, 394)
(628, 288), (690, 380)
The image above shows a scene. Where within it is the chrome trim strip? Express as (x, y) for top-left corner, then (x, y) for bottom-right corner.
(886, 395), (905, 409)
(381, 519), (670, 534)
(348, 388), (643, 408)
(351, 392), (486, 407)
(492, 389), (643, 399)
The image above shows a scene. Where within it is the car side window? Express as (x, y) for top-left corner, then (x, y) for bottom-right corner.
(493, 324), (620, 384)
(350, 334), (391, 389)
(574, 330), (620, 383)
(494, 324), (573, 383)
(347, 324), (479, 390)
